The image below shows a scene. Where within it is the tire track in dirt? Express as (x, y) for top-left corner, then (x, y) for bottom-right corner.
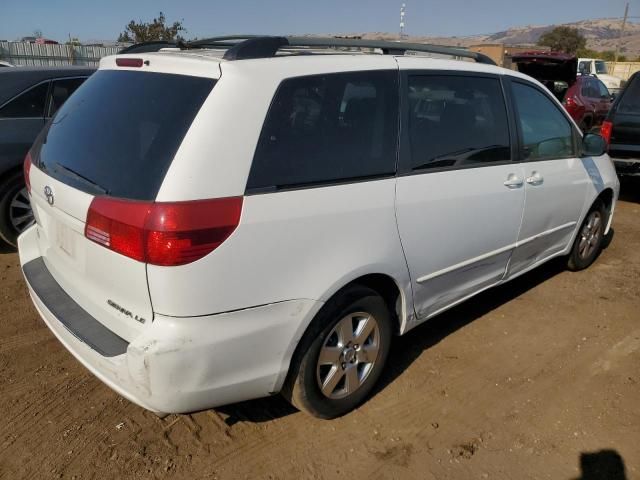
(0, 328), (53, 354)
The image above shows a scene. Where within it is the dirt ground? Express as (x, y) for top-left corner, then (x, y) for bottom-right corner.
(1, 181), (639, 480)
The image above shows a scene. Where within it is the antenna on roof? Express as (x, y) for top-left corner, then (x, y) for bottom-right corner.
(400, 3), (407, 39)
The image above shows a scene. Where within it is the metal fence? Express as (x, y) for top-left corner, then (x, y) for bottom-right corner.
(606, 62), (640, 81)
(0, 41), (121, 67)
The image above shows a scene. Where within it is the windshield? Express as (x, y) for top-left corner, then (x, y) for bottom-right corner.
(33, 70), (215, 200)
(595, 61), (608, 75)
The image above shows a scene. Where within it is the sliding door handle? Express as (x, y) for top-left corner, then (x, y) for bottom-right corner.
(504, 174), (524, 189)
(526, 171), (544, 186)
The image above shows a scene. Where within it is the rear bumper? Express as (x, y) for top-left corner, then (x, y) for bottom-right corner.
(18, 226), (322, 413)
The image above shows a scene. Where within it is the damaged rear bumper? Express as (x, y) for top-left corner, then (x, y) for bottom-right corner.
(19, 227), (322, 414)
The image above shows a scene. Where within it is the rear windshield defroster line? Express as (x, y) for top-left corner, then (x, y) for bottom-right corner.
(33, 70), (216, 201)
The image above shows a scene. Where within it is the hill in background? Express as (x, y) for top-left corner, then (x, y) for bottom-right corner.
(351, 18), (639, 58)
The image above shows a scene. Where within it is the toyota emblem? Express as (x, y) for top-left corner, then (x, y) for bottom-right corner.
(44, 186), (54, 206)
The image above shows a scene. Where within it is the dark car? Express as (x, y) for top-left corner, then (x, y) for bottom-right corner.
(603, 71), (640, 176)
(512, 51), (613, 131)
(0, 66), (94, 246)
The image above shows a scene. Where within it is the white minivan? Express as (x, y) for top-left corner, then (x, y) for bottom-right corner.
(19, 37), (619, 419)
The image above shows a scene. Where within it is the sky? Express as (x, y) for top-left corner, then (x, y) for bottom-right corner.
(0, 0), (632, 43)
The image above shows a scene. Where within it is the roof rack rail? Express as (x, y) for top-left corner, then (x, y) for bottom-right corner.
(283, 37), (497, 65)
(118, 36), (497, 66)
(119, 41), (178, 54)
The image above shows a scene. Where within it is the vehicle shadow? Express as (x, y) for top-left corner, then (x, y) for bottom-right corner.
(571, 449), (627, 480)
(0, 242), (16, 255)
(214, 257), (569, 424)
(372, 256), (567, 398)
(619, 176), (640, 204)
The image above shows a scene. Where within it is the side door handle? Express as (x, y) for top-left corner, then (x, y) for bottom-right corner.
(526, 171), (544, 186)
(503, 173), (524, 189)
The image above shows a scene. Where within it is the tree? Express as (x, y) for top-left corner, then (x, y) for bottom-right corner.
(118, 12), (185, 43)
(577, 48), (600, 58)
(537, 26), (586, 54)
(117, 31), (132, 43)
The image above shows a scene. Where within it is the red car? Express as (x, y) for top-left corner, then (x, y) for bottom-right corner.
(512, 51), (613, 131)
(563, 75), (613, 131)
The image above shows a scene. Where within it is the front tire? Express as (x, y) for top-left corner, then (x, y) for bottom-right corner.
(0, 171), (34, 248)
(282, 285), (393, 419)
(567, 200), (607, 271)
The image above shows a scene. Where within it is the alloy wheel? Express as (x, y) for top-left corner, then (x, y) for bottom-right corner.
(578, 210), (602, 260)
(9, 187), (34, 234)
(316, 311), (381, 399)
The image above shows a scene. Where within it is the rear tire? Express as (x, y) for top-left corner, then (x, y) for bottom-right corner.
(282, 285), (392, 419)
(0, 171), (33, 248)
(567, 200), (607, 271)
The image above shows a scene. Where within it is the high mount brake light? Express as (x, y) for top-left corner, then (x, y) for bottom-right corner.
(116, 58), (144, 68)
(85, 196), (243, 266)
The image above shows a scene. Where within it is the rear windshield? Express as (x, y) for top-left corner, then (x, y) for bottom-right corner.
(33, 70), (215, 200)
(618, 77), (640, 115)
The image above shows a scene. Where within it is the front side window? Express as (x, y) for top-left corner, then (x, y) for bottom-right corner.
(596, 80), (610, 98)
(0, 82), (49, 118)
(595, 61), (608, 75)
(512, 82), (575, 161)
(579, 61), (592, 74)
(247, 71), (399, 191)
(407, 75), (511, 171)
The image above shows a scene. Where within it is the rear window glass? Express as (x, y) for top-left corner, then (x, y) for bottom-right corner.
(34, 70), (215, 200)
(247, 70), (399, 191)
(618, 77), (640, 114)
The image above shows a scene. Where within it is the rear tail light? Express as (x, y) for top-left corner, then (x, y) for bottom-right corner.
(600, 120), (613, 145)
(24, 152), (32, 194)
(85, 196), (243, 266)
(563, 95), (582, 109)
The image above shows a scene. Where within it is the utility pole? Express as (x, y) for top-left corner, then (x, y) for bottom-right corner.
(614, 2), (629, 65)
(400, 3), (406, 39)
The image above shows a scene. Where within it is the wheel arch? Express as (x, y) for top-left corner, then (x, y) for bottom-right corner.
(318, 270), (412, 336)
(0, 165), (24, 193)
(593, 187), (615, 234)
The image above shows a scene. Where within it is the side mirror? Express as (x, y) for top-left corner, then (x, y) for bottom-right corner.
(582, 133), (607, 157)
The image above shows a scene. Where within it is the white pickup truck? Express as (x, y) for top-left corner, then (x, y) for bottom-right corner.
(578, 58), (624, 96)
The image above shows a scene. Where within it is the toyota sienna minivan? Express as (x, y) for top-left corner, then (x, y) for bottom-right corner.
(18, 36), (619, 419)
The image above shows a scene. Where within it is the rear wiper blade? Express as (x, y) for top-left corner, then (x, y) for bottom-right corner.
(52, 162), (108, 195)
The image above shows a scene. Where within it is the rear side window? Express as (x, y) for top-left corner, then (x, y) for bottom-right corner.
(0, 82), (49, 118)
(618, 78), (640, 114)
(247, 70), (399, 191)
(512, 82), (575, 161)
(48, 77), (86, 117)
(407, 75), (511, 171)
(35, 70), (215, 200)
(581, 79), (596, 98)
